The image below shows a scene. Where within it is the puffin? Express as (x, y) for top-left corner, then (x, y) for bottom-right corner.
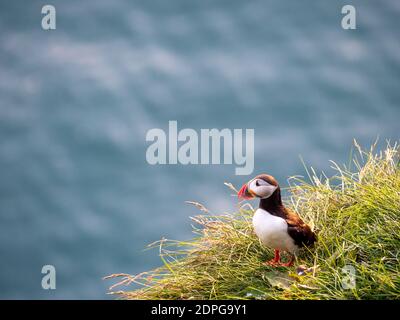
(238, 174), (316, 267)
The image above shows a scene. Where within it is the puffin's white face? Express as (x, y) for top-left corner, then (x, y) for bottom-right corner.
(248, 178), (278, 199)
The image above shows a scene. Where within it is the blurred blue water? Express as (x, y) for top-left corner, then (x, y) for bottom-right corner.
(0, 0), (399, 298)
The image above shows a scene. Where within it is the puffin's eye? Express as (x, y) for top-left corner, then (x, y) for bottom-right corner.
(255, 180), (260, 187)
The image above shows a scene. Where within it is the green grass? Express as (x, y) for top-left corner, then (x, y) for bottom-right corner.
(105, 141), (400, 300)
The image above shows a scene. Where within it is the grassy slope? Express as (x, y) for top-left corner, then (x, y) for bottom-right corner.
(105, 142), (400, 299)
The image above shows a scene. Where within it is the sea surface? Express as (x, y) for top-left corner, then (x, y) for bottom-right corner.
(0, 0), (399, 298)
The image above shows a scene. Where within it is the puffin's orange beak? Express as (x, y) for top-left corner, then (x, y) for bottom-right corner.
(237, 184), (255, 200)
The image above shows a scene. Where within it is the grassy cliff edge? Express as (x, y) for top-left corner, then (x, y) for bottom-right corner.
(105, 142), (400, 299)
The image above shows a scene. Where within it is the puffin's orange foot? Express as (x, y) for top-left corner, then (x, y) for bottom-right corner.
(264, 259), (280, 266)
(264, 249), (281, 266)
(281, 255), (295, 267)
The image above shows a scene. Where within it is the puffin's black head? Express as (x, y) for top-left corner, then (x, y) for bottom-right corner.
(237, 174), (279, 200)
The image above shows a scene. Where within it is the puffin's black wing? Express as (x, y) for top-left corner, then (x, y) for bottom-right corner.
(287, 223), (317, 248)
(284, 208), (317, 248)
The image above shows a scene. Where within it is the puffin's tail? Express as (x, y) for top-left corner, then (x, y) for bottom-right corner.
(307, 230), (317, 247)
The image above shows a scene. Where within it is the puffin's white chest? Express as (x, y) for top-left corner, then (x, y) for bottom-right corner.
(252, 208), (298, 253)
